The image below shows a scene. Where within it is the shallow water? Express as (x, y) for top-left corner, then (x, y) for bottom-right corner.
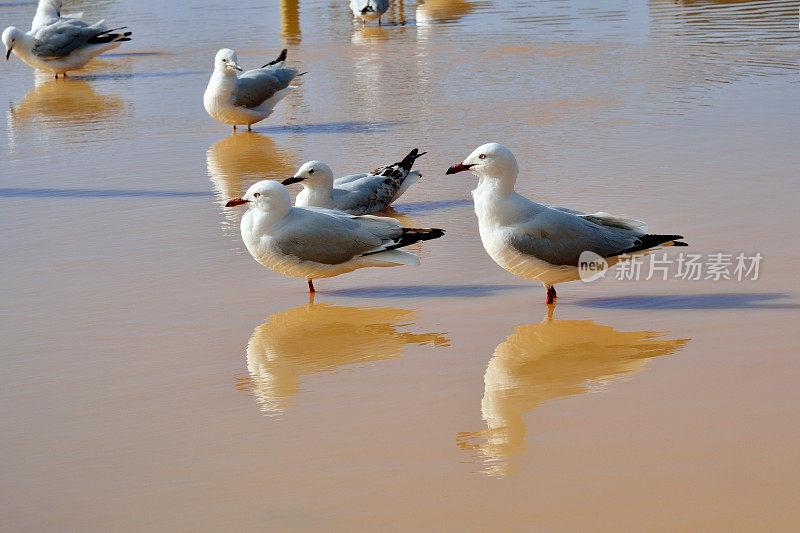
(1, 0), (799, 530)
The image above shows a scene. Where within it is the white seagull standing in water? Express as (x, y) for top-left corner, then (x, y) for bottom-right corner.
(204, 48), (301, 131)
(225, 180), (444, 292)
(3, 10), (130, 78)
(281, 148), (426, 215)
(446, 143), (687, 304)
(350, 0), (390, 25)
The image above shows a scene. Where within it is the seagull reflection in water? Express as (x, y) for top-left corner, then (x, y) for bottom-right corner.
(457, 308), (689, 476)
(238, 301), (449, 415)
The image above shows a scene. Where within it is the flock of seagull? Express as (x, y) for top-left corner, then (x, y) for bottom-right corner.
(4, 0), (688, 304)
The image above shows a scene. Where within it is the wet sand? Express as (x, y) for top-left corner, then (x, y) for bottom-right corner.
(1, 0), (799, 530)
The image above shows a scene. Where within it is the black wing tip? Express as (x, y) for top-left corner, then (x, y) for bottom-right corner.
(397, 148), (426, 172)
(618, 234), (687, 255)
(262, 48), (288, 68)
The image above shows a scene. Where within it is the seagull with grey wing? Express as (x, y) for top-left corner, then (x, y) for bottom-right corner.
(204, 48), (301, 131)
(3, 5), (130, 78)
(350, 0), (390, 25)
(225, 180), (444, 293)
(281, 148), (426, 215)
(446, 143), (688, 304)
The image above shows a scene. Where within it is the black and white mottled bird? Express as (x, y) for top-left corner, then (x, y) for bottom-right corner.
(282, 148), (426, 215)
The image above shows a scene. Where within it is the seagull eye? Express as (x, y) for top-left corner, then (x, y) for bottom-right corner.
(253, 192), (260, 198)
(308, 169), (315, 174)
(478, 154), (486, 159)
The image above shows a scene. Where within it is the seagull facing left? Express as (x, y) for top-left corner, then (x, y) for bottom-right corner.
(3, 6), (130, 78)
(204, 48), (301, 131)
(281, 148), (426, 215)
(446, 143), (688, 304)
(225, 180), (445, 292)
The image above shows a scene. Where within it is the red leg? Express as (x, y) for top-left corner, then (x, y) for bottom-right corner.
(308, 279), (315, 293)
(247, 124), (252, 131)
(545, 285), (557, 304)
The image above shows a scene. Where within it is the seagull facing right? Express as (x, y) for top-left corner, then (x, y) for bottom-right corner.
(281, 148), (426, 215)
(446, 143), (687, 304)
(203, 48), (300, 131)
(350, 0), (390, 25)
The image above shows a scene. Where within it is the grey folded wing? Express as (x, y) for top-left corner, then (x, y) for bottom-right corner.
(32, 19), (107, 58)
(333, 174), (400, 214)
(234, 66), (299, 108)
(275, 208), (397, 264)
(507, 207), (641, 266)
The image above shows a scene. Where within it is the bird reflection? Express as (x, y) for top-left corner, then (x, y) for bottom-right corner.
(457, 310), (688, 476)
(206, 132), (298, 225)
(280, 0), (301, 45)
(416, 0), (475, 25)
(7, 75), (126, 144)
(240, 302), (449, 415)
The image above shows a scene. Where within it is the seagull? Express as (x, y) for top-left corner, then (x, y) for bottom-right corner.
(446, 143), (687, 304)
(3, 15), (130, 78)
(204, 48), (301, 132)
(350, 0), (390, 25)
(31, 0), (84, 31)
(225, 180), (444, 292)
(281, 148), (426, 215)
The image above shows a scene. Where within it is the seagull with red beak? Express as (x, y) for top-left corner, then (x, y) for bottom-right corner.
(225, 180), (444, 293)
(446, 143), (687, 304)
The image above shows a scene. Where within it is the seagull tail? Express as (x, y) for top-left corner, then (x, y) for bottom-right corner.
(617, 234), (687, 255)
(262, 49), (288, 68)
(362, 228), (445, 256)
(396, 148), (427, 173)
(88, 27), (132, 44)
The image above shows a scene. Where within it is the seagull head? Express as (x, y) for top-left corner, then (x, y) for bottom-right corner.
(446, 142), (519, 181)
(3, 27), (23, 60)
(214, 48), (242, 74)
(226, 180), (291, 214)
(282, 161), (334, 188)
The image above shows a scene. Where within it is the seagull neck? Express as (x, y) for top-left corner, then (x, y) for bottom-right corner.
(476, 173), (516, 196)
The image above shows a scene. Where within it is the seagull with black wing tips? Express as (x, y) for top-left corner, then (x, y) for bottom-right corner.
(282, 148), (426, 215)
(3, 8), (130, 78)
(350, 0), (390, 25)
(225, 180), (444, 293)
(446, 143), (688, 304)
(204, 48), (301, 131)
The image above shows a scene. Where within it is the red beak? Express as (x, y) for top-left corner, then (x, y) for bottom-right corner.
(225, 197), (249, 207)
(445, 162), (475, 175)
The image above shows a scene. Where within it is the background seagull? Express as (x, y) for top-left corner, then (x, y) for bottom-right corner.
(225, 180), (444, 292)
(446, 143), (687, 304)
(31, 0), (84, 32)
(282, 148), (426, 215)
(204, 48), (301, 131)
(3, 16), (130, 78)
(350, 0), (390, 25)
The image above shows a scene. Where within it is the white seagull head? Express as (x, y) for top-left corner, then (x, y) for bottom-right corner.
(3, 27), (24, 60)
(446, 142), (519, 183)
(226, 180), (291, 215)
(214, 48), (242, 74)
(282, 161), (334, 188)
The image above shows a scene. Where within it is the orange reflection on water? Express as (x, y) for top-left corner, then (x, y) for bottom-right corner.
(458, 311), (689, 476)
(240, 302), (450, 415)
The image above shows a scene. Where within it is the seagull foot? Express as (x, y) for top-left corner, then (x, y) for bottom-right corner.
(308, 279), (316, 293)
(545, 286), (557, 304)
